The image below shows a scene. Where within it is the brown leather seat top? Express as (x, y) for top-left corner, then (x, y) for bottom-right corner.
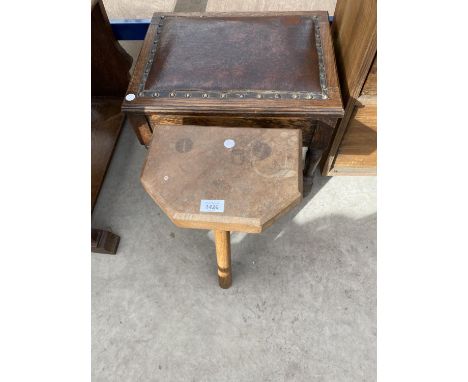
(145, 16), (322, 93)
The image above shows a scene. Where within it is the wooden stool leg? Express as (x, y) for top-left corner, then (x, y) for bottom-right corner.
(214, 230), (232, 289)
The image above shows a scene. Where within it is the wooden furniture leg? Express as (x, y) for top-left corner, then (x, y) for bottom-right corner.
(127, 114), (152, 147)
(214, 230), (232, 289)
(304, 148), (323, 178)
(91, 228), (120, 254)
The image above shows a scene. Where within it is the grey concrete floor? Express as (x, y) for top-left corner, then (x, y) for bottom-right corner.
(92, 122), (376, 382)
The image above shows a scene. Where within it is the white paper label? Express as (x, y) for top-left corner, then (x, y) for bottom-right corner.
(200, 200), (225, 213)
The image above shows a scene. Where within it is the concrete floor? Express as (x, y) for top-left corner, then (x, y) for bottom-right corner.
(92, 122), (376, 381)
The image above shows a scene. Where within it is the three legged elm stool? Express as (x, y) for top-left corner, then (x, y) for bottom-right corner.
(141, 125), (302, 288)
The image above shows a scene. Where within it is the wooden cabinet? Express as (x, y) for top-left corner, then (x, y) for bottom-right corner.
(322, 0), (377, 175)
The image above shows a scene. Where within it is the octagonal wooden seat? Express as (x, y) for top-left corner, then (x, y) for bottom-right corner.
(141, 124), (302, 288)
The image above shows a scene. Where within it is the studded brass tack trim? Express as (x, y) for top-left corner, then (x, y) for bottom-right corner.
(134, 89), (328, 100)
(313, 15), (329, 99)
(138, 15), (165, 94)
(137, 15), (329, 100)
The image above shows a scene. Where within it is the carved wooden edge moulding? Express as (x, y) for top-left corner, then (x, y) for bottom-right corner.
(133, 15), (329, 101)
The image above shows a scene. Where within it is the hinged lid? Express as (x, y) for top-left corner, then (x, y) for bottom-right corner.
(123, 12), (343, 117)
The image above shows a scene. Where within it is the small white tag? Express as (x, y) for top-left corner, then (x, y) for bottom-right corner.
(200, 200), (225, 213)
(224, 139), (235, 149)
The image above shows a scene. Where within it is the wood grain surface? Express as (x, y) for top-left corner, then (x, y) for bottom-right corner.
(141, 125), (303, 233)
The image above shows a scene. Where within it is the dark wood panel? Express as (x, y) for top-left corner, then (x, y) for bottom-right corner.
(91, 98), (125, 210)
(91, 0), (132, 254)
(91, 0), (132, 209)
(91, 0), (133, 97)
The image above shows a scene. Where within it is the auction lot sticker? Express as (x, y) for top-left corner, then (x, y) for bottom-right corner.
(200, 200), (225, 213)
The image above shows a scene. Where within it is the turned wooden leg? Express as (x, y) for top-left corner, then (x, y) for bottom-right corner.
(127, 114), (152, 146)
(214, 230), (232, 289)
